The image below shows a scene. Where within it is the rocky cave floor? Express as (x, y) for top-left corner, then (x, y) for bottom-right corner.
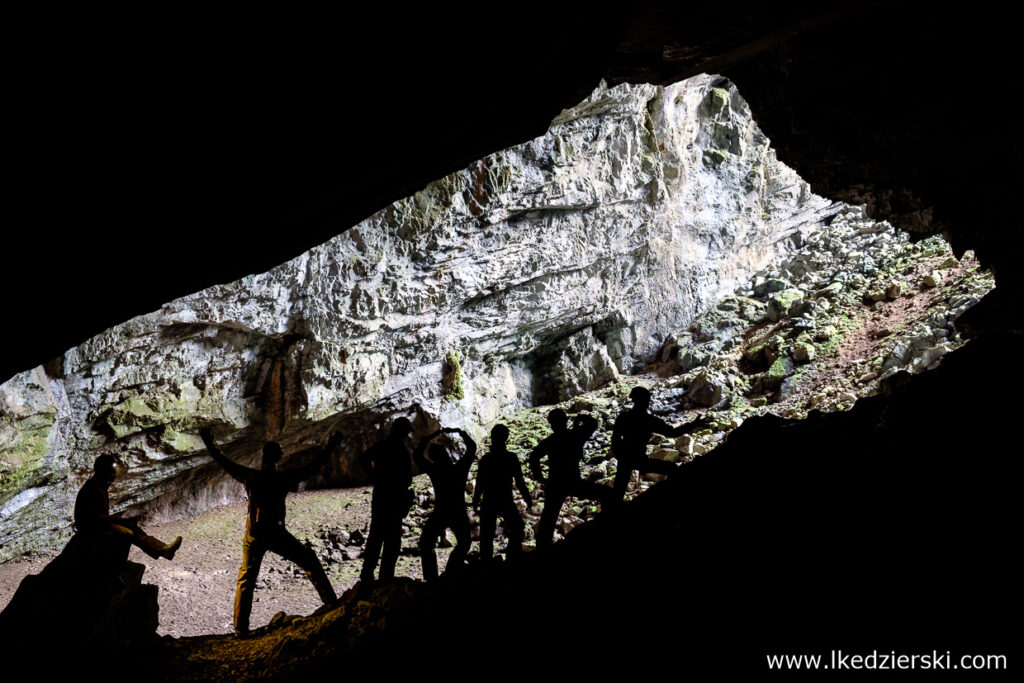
(0, 207), (996, 651)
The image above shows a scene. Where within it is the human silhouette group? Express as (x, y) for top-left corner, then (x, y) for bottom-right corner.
(72, 385), (707, 636)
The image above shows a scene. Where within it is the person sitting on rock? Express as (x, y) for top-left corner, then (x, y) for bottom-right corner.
(74, 454), (183, 560)
(610, 386), (709, 503)
(413, 427), (477, 581)
(200, 427), (340, 637)
(530, 411), (613, 547)
(359, 417), (415, 585)
(473, 424), (533, 561)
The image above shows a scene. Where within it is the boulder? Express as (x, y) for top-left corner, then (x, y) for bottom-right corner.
(886, 281), (908, 299)
(815, 325), (837, 341)
(766, 289), (805, 321)
(793, 342), (816, 364)
(650, 448), (681, 463)
(815, 281), (844, 299)
(0, 531), (159, 652)
(754, 278), (792, 295)
(763, 357), (796, 391)
(674, 434), (695, 456)
(687, 370), (728, 407)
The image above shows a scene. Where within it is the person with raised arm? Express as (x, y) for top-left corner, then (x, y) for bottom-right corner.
(414, 427), (476, 581)
(610, 386), (709, 503)
(531, 412), (613, 547)
(200, 427), (340, 636)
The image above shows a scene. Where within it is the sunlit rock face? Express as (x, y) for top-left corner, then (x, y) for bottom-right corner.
(0, 74), (839, 560)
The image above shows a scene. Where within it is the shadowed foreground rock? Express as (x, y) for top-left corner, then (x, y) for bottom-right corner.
(0, 531), (159, 660)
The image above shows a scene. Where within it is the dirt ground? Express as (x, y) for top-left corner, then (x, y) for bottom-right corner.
(774, 251), (976, 412)
(0, 484), (449, 637)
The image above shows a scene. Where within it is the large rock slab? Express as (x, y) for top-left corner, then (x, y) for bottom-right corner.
(0, 531), (159, 649)
(1, 75), (839, 559)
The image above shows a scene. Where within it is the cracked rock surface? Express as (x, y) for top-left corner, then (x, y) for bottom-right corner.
(1, 75), (838, 560)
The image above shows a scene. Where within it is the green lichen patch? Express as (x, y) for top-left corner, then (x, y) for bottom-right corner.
(766, 356), (794, 381)
(709, 87), (731, 116)
(503, 409), (551, 453)
(0, 414), (56, 506)
(766, 289), (804, 321)
(818, 314), (863, 358)
(160, 427), (205, 454)
(101, 381), (231, 441)
(441, 350), (464, 402)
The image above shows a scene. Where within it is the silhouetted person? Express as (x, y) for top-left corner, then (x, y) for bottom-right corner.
(530, 411), (613, 547)
(359, 417), (415, 584)
(74, 454), (182, 560)
(414, 427), (477, 581)
(200, 428), (339, 636)
(610, 386), (708, 503)
(473, 424), (533, 561)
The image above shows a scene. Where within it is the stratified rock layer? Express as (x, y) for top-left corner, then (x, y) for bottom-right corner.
(1, 75), (838, 560)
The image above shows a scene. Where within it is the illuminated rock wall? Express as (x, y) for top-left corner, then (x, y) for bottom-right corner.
(0, 75), (838, 560)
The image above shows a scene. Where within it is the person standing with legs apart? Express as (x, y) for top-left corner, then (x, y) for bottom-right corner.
(200, 428), (340, 637)
(473, 424), (533, 562)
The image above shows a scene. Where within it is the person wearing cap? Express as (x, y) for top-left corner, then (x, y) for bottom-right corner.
(200, 428), (340, 636)
(610, 386), (709, 502)
(74, 454), (183, 560)
(358, 417), (416, 584)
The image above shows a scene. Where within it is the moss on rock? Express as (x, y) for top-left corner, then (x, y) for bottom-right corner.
(102, 381), (234, 441)
(0, 413), (56, 507)
(441, 351), (464, 401)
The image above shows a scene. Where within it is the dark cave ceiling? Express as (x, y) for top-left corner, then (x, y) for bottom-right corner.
(4, 1), (1020, 382)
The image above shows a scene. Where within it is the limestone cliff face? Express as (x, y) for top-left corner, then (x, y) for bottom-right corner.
(0, 75), (838, 560)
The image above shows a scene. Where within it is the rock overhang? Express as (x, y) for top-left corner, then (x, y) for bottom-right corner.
(1, 74), (842, 560)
